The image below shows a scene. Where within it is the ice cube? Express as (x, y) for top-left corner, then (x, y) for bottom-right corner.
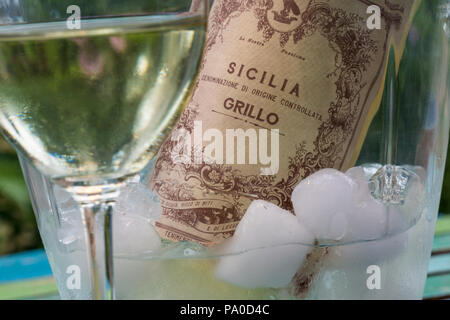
(308, 227), (409, 300)
(388, 169), (425, 235)
(326, 231), (408, 269)
(113, 182), (162, 255)
(345, 167), (388, 241)
(52, 187), (85, 253)
(346, 167), (371, 196)
(292, 168), (390, 243)
(369, 165), (425, 235)
(53, 184), (75, 205)
(312, 231), (409, 300)
(292, 169), (357, 242)
(113, 212), (161, 255)
(115, 182), (162, 223)
(215, 200), (314, 289)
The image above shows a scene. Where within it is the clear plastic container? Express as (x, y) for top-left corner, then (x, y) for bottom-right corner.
(20, 0), (449, 300)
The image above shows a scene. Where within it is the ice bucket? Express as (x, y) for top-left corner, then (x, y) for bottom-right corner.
(20, 0), (449, 300)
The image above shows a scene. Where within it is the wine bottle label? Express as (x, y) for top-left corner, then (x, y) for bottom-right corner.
(149, 0), (418, 246)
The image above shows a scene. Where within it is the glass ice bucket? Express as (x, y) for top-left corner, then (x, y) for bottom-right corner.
(20, 1), (449, 300)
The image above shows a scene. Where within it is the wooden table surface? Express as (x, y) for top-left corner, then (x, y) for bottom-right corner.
(1, 215), (450, 300)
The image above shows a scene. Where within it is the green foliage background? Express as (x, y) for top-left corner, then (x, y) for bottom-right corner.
(0, 0), (448, 256)
(0, 137), (40, 254)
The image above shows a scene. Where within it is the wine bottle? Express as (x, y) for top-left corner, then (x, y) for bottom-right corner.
(149, 0), (419, 246)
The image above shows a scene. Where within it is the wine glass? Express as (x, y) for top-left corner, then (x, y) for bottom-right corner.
(0, 0), (207, 299)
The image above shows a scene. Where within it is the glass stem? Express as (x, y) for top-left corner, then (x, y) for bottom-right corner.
(80, 201), (115, 300)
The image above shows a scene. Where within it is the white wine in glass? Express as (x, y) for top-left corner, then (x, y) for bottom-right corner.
(0, 0), (207, 299)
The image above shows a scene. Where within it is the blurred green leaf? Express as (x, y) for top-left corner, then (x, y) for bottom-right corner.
(439, 154), (450, 214)
(0, 136), (39, 255)
(0, 155), (31, 211)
